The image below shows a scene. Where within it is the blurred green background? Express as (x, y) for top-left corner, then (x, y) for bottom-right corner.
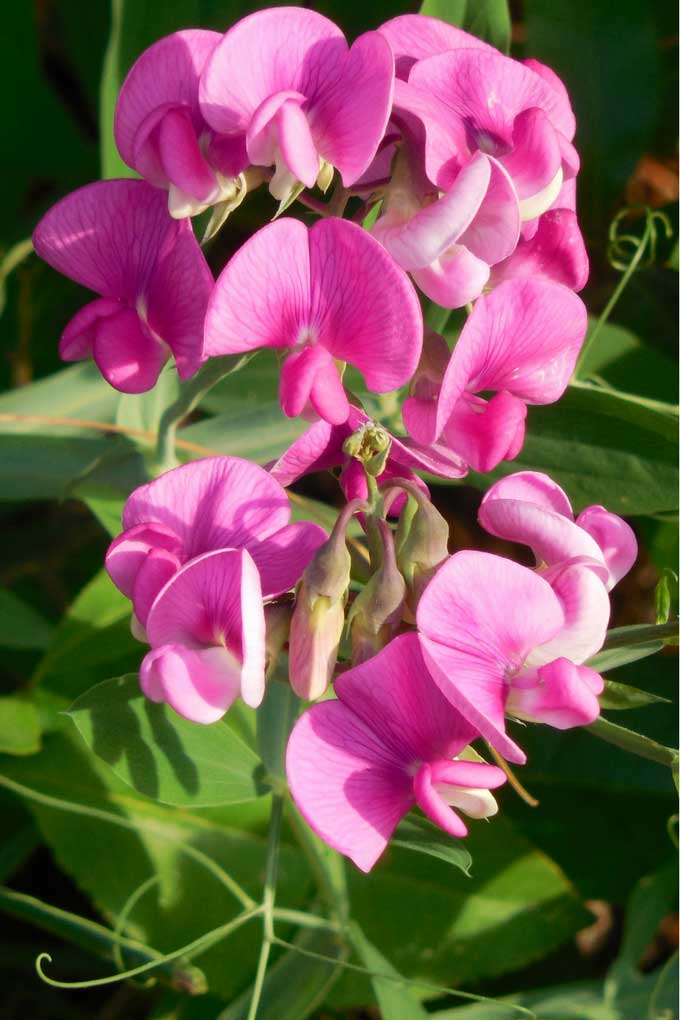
(0, 2), (677, 1019)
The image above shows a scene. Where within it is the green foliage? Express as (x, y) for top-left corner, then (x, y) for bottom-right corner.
(0, 697), (41, 755)
(419, 0), (511, 52)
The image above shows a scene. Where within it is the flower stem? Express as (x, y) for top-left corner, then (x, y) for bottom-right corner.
(587, 717), (679, 770)
(246, 793), (284, 1020)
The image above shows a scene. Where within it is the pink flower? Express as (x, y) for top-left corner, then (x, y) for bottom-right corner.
(269, 405), (467, 513)
(203, 218), (423, 426)
(417, 551), (606, 765)
(372, 146), (520, 308)
(379, 14), (491, 79)
(490, 209), (589, 291)
(402, 278), (587, 472)
(32, 180), (212, 392)
(114, 31), (250, 218)
(286, 632), (506, 872)
(479, 471), (638, 591)
(140, 548), (265, 722)
(199, 8), (394, 206)
(106, 456), (327, 628)
(395, 45), (578, 225)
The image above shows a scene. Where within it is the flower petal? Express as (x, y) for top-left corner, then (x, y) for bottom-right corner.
(575, 506), (637, 589)
(286, 700), (413, 872)
(442, 390), (527, 472)
(156, 106), (218, 200)
(106, 521), (182, 598)
(249, 521), (328, 599)
(507, 657), (603, 729)
(379, 13), (490, 78)
(491, 208), (589, 291)
(531, 560), (610, 666)
(92, 307), (168, 393)
(140, 644), (242, 723)
(412, 245), (490, 309)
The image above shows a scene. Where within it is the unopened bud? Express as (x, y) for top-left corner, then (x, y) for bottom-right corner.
(349, 521), (406, 664)
(288, 500), (364, 700)
(264, 598), (293, 676)
(342, 421), (392, 478)
(386, 480), (450, 612)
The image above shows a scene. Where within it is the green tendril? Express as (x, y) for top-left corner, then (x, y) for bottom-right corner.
(112, 874), (161, 979)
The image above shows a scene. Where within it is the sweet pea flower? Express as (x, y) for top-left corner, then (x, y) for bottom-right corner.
(378, 13), (491, 79)
(479, 471), (638, 591)
(286, 632), (506, 872)
(402, 278), (588, 472)
(106, 456), (327, 629)
(114, 30), (253, 220)
(32, 180), (212, 393)
(199, 7), (394, 207)
(203, 218), (423, 426)
(417, 550), (607, 764)
(140, 548), (265, 723)
(269, 405), (467, 514)
(490, 208), (589, 291)
(396, 44), (578, 225)
(372, 146), (520, 308)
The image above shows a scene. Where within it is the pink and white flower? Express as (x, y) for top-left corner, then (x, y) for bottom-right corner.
(417, 550), (607, 764)
(199, 7), (394, 206)
(204, 218), (423, 426)
(33, 180), (213, 393)
(106, 456), (327, 628)
(402, 278), (587, 472)
(286, 632), (506, 872)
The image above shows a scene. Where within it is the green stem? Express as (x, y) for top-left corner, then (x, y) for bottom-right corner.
(587, 717), (679, 768)
(575, 208), (657, 379)
(272, 907), (340, 932)
(285, 802), (348, 924)
(155, 354), (249, 471)
(603, 620), (678, 649)
(0, 885), (204, 993)
(247, 794), (284, 1020)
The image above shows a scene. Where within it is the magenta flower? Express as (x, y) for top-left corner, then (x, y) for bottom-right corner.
(140, 548), (265, 723)
(490, 208), (589, 291)
(204, 218), (423, 426)
(269, 405), (467, 513)
(198, 7), (394, 206)
(479, 471), (638, 591)
(114, 30), (250, 219)
(286, 633), (506, 872)
(372, 147), (520, 308)
(379, 14), (491, 79)
(417, 551), (607, 764)
(402, 278), (587, 472)
(396, 45), (578, 225)
(106, 456), (327, 628)
(32, 180), (212, 392)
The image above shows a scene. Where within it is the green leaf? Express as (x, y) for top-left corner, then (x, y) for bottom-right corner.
(0, 588), (53, 650)
(587, 717), (678, 768)
(68, 674), (264, 807)
(599, 679), (670, 711)
(1, 727), (308, 1001)
(392, 816), (472, 875)
(419, 0), (511, 52)
(116, 365), (181, 434)
(601, 620), (678, 649)
(0, 362), (118, 423)
(0, 696), (41, 755)
(351, 922), (429, 1020)
(579, 318), (678, 405)
(466, 385), (678, 515)
(180, 404), (306, 465)
(587, 642), (665, 672)
(256, 680), (299, 784)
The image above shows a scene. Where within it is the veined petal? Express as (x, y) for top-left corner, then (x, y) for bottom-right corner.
(442, 390), (527, 473)
(499, 108), (562, 204)
(92, 307), (167, 393)
(379, 13), (490, 78)
(250, 521), (328, 599)
(286, 700), (413, 872)
(156, 106), (218, 201)
(457, 155), (520, 265)
(530, 560), (610, 666)
(491, 209), (589, 292)
(268, 419), (346, 487)
(279, 344), (349, 425)
(106, 521), (182, 598)
(140, 644), (242, 723)
(60, 298), (121, 361)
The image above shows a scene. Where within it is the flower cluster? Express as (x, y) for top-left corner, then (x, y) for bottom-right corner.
(34, 7), (637, 873)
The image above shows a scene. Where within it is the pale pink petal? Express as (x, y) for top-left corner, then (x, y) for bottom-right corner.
(412, 245), (490, 309)
(575, 507), (638, 589)
(499, 108), (562, 204)
(60, 298), (121, 361)
(430, 759), (507, 789)
(204, 218), (310, 357)
(373, 152), (490, 270)
(522, 59), (573, 112)
(146, 548), (266, 708)
(131, 547), (183, 627)
(308, 218), (423, 391)
(249, 521), (328, 599)
(491, 209), (589, 291)
(481, 471), (574, 518)
(122, 456), (291, 558)
(530, 560), (610, 666)
(413, 762), (468, 837)
(507, 657), (603, 729)
(156, 107), (218, 200)
(379, 14), (490, 78)
(279, 344), (349, 425)
(199, 8), (343, 134)
(106, 522), (182, 598)
(308, 31), (394, 186)
(92, 307), (168, 393)
(114, 30), (220, 181)
(140, 644), (242, 724)
(248, 94), (320, 187)
(335, 632), (478, 762)
(286, 700), (413, 872)
(392, 78), (469, 190)
(442, 391), (527, 473)
(457, 155), (520, 265)
(410, 49), (576, 147)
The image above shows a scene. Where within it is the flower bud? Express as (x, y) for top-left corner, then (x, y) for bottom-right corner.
(386, 480), (450, 613)
(349, 520), (406, 665)
(288, 500), (364, 700)
(342, 420), (392, 478)
(264, 598), (293, 676)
